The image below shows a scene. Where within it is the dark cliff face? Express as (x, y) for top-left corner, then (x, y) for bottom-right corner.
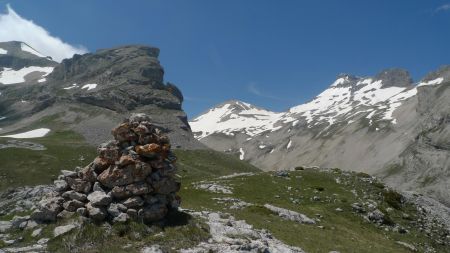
(0, 43), (202, 149)
(46, 45), (182, 112)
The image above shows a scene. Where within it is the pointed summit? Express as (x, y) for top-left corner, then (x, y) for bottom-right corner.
(374, 68), (413, 88)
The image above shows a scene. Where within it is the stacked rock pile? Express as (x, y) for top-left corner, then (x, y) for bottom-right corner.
(31, 113), (181, 224)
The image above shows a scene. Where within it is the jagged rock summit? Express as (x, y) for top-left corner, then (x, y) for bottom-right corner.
(31, 113), (181, 224)
(0, 42), (201, 149)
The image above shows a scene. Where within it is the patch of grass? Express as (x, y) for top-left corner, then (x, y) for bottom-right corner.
(383, 189), (404, 210)
(356, 172), (371, 178)
(0, 130), (97, 191)
(180, 168), (449, 253)
(46, 211), (209, 253)
(142, 216), (210, 252)
(174, 149), (260, 182)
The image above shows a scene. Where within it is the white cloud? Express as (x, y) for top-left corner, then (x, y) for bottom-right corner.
(436, 3), (450, 12)
(0, 5), (87, 62)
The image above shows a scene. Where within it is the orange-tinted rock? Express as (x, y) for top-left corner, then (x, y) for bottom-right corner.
(92, 157), (110, 173)
(135, 143), (161, 158)
(111, 123), (137, 142)
(97, 141), (120, 163)
(97, 163), (152, 188)
(118, 155), (136, 167)
(79, 165), (97, 182)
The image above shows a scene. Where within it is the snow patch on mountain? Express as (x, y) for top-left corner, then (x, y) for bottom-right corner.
(190, 101), (286, 139)
(0, 66), (54, 84)
(417, 77), (444, 87)
(0, 128), (50, 138)
(63, 83), (79, 90)
(81, 83), (97, 91)
(0, 48), (7, 54)
(287, 140), (292, 149)
(239, 148), (245, 160)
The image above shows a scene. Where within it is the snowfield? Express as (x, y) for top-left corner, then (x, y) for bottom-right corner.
(0, 66), (54, 84)
(63, 83), (97, 91)
(81, 83), (97, 90)
(0, 128), (50, 138)
(0, 48), (7, 54)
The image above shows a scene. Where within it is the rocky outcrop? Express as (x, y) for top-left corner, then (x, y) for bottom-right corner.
(181, 211), (306, 253)
(31, 113), (181, 224)
(0, 42), (202, 149)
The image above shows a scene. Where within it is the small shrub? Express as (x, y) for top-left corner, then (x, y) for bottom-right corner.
(331, 168), (341, 173)
(383, 189), (403, 210)
(382, 213), (395, 226)
(356, 172), (371, 178)
(294, 166), (304, 171)
(372, 181), (385, 189)
(314, 186), (325, 191)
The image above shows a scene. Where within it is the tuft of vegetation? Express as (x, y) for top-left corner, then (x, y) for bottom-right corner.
(47, 212), (210, 253)
(383, 189), (404, 210)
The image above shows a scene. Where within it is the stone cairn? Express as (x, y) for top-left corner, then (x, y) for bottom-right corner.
(31, 113), (181, 224)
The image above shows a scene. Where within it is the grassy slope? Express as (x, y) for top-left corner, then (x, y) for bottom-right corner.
(0, 130), (97, 191)
(180, 169), (449, 253)
(1, 126), (447, 252)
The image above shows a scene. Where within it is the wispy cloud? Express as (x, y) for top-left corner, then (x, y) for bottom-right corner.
(435, 3), (450, 12)
(247, 82), (283, 100)
(0, 5), (87, 62)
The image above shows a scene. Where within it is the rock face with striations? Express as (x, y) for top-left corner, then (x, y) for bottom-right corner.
(0, 43), (202, 149)
(31, 113), (181, 223)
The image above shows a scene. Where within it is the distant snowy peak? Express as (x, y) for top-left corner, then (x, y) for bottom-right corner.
(191, 67), (449, 140)
(190, 100), (285, 139)
(287, 71), (415, 126)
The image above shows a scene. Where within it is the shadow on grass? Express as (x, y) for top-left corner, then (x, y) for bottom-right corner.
(163, 209), (192, 227)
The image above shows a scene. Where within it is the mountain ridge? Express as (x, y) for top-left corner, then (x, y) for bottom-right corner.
(190, 66), (450, 206)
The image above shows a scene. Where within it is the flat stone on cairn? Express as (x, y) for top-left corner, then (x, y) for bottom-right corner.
(31, 113), (181, 224)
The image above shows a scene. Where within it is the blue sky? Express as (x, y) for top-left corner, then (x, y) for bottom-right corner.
(1, 1), (450, 118)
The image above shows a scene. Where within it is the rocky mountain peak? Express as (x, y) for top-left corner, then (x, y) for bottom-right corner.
(0, 43), (201, 149)
(49, 45), (164, 88)
(331, 74), (360, 87)
(374, 68), (413, 88)
(421, 65), (450, 83)
(217, 100), (256, 111)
